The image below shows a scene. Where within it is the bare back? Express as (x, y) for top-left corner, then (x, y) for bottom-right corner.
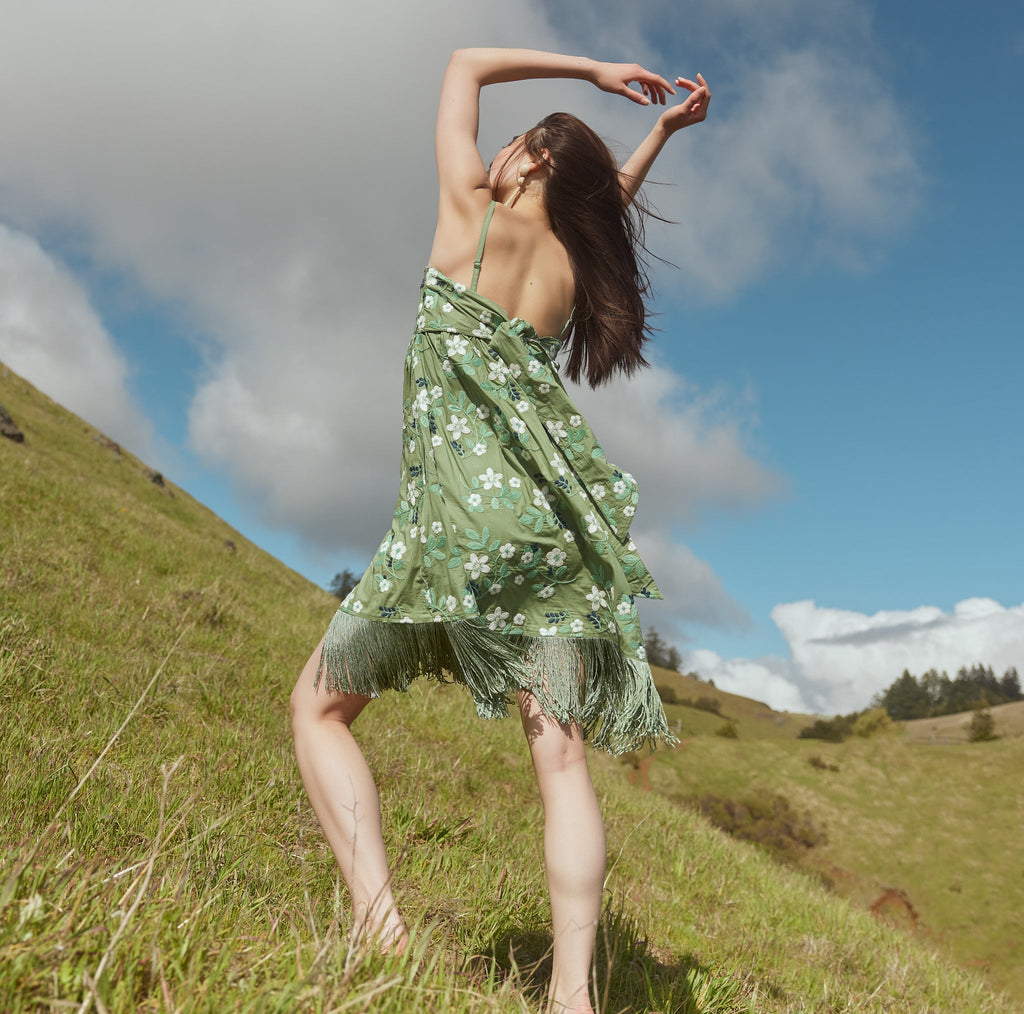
(428, 200), (575, 340)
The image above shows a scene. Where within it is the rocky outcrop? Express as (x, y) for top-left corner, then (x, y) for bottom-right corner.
(0, 404), (25, 442)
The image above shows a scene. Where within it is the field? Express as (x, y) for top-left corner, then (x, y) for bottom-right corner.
(0, 361), (1016, 1013)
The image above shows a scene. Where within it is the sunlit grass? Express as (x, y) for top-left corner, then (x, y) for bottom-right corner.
(1, 362), (1016, 1011)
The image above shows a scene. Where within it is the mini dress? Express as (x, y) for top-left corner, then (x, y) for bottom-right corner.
(318, 202), (675, 754)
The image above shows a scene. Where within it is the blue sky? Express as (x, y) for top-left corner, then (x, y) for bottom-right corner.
(1, 0), (1021, 713)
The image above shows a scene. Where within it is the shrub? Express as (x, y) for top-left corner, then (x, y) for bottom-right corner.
(655, 684), (678, 705)
(798, 713), (858, 742)
(852, 708), (896, 738)
(714, 720), (739, 738)
(968, 707), (998, 742)
(690, 792), (827, 863)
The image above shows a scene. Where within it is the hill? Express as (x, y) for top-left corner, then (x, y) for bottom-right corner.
(0, 361), (1014, 1013)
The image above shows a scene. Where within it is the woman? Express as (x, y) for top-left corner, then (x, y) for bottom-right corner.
(291, 48), (709, 1013)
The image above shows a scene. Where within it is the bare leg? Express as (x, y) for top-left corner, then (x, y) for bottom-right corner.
(290, 638), (407, 951)
(518, 691), (604, 1014)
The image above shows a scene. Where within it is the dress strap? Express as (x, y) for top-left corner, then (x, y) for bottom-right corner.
(471, 201), (497, 290)
(559, 307), (574, 338)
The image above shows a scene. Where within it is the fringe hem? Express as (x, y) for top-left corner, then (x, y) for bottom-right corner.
(316, 609), (677, 756)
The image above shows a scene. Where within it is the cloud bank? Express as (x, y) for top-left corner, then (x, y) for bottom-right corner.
(687, 598), (1024, 715)
(0, 0), (920, 635)
(0, 225), (152, 451)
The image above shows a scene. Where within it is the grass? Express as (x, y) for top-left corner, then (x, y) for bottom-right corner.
(0, 360), (1016, 1012)
(644, 733), (1024, 1000)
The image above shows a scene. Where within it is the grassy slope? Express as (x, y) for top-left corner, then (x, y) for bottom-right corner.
(0, 362), (1013, 1013)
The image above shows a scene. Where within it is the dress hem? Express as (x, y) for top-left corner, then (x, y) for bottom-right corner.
(316, 608), (677, 756)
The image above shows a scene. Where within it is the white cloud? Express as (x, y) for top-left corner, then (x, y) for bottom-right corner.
(684, 598), (1024, 715)
(0, 225), (152, 452)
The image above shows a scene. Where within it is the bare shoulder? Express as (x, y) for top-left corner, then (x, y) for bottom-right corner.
(427, 191), (494, 277)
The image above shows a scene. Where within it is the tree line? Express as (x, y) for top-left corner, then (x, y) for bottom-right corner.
(870, 664), (1021, 721)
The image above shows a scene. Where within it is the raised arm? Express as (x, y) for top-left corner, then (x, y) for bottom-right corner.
(619, 74), (711, 204)
(435, 48), (675, 213)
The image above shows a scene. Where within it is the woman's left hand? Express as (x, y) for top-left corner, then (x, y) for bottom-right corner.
(658, 73), (711, 132)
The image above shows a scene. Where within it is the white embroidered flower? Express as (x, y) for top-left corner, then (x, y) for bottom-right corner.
(509, 416), (527, 436)
(617, 601), (632, 616)
(432, 521), (444, 534)
(446, 414), (470, 438)
(430, 385), (443, 401)
(539, 625), (558, 636)
(608, 620), (616, 633)
(499, 542), (516, 559)
(623, 505), (635, 517)
(513, 575), (525, 585)
(532, 487), (551, 509)
(464, 553), (491, 579)
(508, 476), (522, 488)
(627, 540), (636, 551)
(442, 358), (453, 373)
(486, 606), (509, 630)
(545, 420), (567, 443)
(569, 414), (582, 428)
(591, 484), (606, 501)
(509, 363), (522, 377)
(489, 582), (503, 595)
(549, 455), (566, 477)
(445, 334), (469, 358)
(446, 595), (458, 612)
(389, 540), (407, 560)
(472, 442), (487, 456)
(379, 540), (390, 555)
(425, 267), (439, 285)
(406, 480), (420, 504)
(379, 579), (392, 592)
(409, 525), (419, 540)
(416, 314), (426, 330)
(584, 512), (602, 534)
(520, 549), (535, 565)
(570, 618), (584, 633)
(467, 493), (482, 507)
(513, 613), (526, 625)
(545, 548), (567, 567)
(433, 614), (444, 622)
(442, 301), (454, 313)
(453, 282), (466, 294)
(613, 480), (627, 495)
(476, 405), (490, 419)
(527, 359), (542, 375)
(563, 530), (575, 543)
(463, 592), (475, 609)
(424, 292), (435, 309)
(516, 399), (530, 414)
(636, 645), (647, 660)
(414, 389), (430, 414)
(431, 433), (443, 447)
(538, 585), (555, 599)
(489, 361), (511, 384)
(473, 323), (493, 338)
(351, 600), (363, 612)
(585, 584), (609, 610)
(408, 439), (416, 453)
(400, 617), (414, 624)
(479, 467), (503, 490)
(538, 383), (550, 394)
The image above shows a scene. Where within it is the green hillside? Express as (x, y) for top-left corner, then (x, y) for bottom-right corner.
(0, 361), (1014, 1013)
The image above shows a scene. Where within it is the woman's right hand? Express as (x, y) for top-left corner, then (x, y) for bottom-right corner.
(589, 61), (675, 106)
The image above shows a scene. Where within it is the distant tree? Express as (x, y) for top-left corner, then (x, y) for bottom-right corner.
(643, 627), (682, 671)
(798, 712), (860, 743)
(328, 569), (359, 601)
(999, 667), (1022, 701)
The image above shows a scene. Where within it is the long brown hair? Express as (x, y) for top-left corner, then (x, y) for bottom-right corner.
(521, 112), (652, 388)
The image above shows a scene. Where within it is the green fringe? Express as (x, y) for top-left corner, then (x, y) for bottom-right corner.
(316, 610), (678, 756)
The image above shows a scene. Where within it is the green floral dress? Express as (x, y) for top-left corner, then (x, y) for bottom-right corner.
(319, 202), (674, 753)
